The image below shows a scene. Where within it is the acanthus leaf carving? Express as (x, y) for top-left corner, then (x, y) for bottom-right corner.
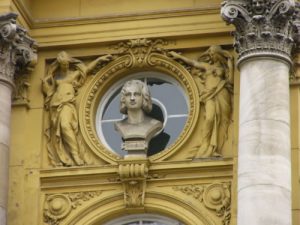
(173, 182), (231, 225)
(221, 0), (295, 64)
(0, 13), (37, 88)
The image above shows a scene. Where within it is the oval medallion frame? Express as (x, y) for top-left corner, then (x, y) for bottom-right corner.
(79, 51), (199, 163)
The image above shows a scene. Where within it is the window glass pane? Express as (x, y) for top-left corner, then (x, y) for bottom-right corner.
(143, 221), (164, 225)
(102, 213), (184, 225)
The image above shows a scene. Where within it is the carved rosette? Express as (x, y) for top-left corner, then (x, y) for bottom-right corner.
(0, 13), (37, 88)
(43, 191), (102, 225)
(118, 160), (149, 208)
(221, 0), (295, 65)
(173, 183), (231, 225)
(44, 194), (72, 225)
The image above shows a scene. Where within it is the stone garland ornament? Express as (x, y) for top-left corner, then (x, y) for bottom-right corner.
(43, 191), (102, 225)
(221, 0), (295, 64)
(13, 74), (31, 107)
(42, 51), (112, 167)
(169, 46), (233, 158)
(173, 183), (231, 225)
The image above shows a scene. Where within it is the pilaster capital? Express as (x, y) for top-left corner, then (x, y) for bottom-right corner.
(292, 2), (300, 52)
(221, 0), (295, 66)
(0, 13), (37, 88)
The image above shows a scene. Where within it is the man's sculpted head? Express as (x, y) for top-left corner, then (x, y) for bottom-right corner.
(120, 80), (152, 114)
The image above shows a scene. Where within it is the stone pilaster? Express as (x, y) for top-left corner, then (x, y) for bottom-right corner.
(0, 13), (37, 225)
(221, 1), (295, 225)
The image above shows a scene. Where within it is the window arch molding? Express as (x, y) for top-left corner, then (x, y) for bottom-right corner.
(79, 40), (199, 163)
(61, 192), (216, 225)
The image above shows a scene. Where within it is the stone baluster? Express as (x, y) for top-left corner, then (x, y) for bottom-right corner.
(0, 13), (36, 225)
(221, 1), (296, 225)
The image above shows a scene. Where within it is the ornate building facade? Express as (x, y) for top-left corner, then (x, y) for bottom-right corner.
(0, 0), (299, 225)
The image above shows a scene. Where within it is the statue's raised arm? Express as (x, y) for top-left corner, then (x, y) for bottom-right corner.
(168, 51), (211, 71)
(42, 51), (113, 167)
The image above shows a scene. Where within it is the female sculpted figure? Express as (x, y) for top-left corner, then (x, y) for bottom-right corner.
(42, 51), (112, 166)
(169, 46), (233, 157)
(115, 80), (163, 153)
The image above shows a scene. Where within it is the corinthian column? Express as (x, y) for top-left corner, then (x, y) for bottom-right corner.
(0, 13), (36, 224)
(221, 1), (295, 225)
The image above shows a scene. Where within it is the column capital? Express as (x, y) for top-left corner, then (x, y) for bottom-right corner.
(0, 13), (37, 88)
(221, 0), (295, 66)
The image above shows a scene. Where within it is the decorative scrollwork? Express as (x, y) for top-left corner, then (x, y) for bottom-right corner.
(173, 183), (231, 225)
(43, 191), (102, 225)
(112, 38), (168, 67)
(118, 160), (149, 208)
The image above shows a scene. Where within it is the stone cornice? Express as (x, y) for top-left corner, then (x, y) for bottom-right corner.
(221, 0), (295, 66)
(0, 13), (37, 88)
(12, 0), (220, 29)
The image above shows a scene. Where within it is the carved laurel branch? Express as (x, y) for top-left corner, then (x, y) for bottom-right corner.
(173, 183), (231, 225)
(43, 191), (102, 225)
(221, 0), (295, 63)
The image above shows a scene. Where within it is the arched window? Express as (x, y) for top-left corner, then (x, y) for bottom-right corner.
(102, 213), (184, 225)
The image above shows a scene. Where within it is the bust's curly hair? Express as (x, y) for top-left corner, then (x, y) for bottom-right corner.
(120, 80), (152, 114)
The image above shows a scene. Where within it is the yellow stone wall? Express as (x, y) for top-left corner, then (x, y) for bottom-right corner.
(6, 0), (300, 224)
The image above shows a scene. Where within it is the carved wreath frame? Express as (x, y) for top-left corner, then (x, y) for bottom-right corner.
(79, 49), (199, 163)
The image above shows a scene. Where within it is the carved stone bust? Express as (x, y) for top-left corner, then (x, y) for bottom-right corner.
(115, 80), (163, 155)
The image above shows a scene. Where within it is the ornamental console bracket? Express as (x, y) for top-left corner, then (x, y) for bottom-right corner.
(118, 159), (149, 208)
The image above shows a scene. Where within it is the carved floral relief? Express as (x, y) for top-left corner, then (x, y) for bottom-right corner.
(43, 191), (102, 225)
(173, 182), (231, 225)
